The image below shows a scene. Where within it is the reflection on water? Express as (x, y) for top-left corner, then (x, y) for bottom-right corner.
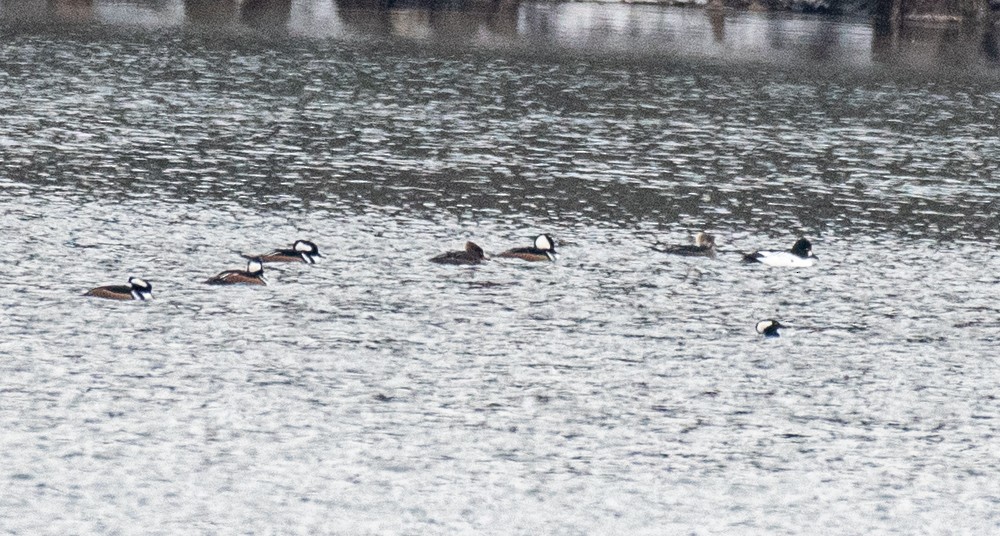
(2, 0), (999, 70)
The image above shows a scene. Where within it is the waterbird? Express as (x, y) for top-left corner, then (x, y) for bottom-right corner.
(430, 242), (488, 265)
(497, 234), (558, 262)
(205, 257), (268, 285)
(755, 319), (784, 337)
(84, 276), (153, 301)
(654, 232), (716, 258)
(743, 237), (817, 267)
(244, 239), (325, 264)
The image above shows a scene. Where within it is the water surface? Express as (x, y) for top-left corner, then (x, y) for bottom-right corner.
(1, 1), (1000, 534)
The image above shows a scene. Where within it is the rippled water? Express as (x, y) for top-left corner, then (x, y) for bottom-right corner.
(2, 1), (1000, 533)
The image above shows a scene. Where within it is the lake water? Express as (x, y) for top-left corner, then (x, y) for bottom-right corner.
(1, 0), (1000, 533)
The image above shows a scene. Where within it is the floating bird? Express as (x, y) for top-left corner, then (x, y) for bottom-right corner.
(430, 242), (488, 265)
(205, 258), (268, 285)
(84, 277), (153, 301)
(755, 319), (784, 337)
(245, 239), (324, 264)
(497, 234), (558, 262)
(743, 238), (817, 267)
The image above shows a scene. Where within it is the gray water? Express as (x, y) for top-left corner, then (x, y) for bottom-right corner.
(2, 1), (1000, 534)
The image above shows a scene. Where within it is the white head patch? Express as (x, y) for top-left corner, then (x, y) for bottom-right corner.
(755, 320), (775, 334)
(294, 240), (311, 252)
(247, 259), (264, 273)
(534, 234), (554, 251)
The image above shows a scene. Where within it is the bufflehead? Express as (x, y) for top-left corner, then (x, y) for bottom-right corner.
(85, 276), (153, 301)
(205, 258), (268, 285)
(743, 238), (817, 267)
(246, 239), (325, 264)
(497, 234), (558, 262)
(430, 242), (488, 265)
(755, 319), (783, 337)
(658, 232), (716, 257)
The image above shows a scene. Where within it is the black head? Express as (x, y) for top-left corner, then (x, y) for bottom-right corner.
(128, 277), (153, 300)
(294, 239), (324, 263)
(755, 319), (783, 337)
(790, 238), (813, 258)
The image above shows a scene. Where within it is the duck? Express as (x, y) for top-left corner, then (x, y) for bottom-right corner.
(245, 239), (324, 264)
(429, 241), (488, 265)
(205, 258), (268, 285)
(84, 276), (153, 301)
(743, 237), (817, 267)
(657, 232), (716, 257)
(497, 234), (558, 262)
(755, 319), (783, 337)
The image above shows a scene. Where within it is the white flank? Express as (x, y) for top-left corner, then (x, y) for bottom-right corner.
(757, 251), (817, 268)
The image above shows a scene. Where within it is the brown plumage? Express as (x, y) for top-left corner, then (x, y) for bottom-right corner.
(84, 277), (153, 301)
(205, 258), (268, 285)
(246, 240), (324, 264)
(658, 232), (717, 258)
(430, 241), (488, 265)
(497, 234), (558, 262)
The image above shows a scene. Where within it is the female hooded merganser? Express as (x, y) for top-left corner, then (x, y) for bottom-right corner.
(84, 277), (153, 301)
(658, 232), (716, 257)
(246, 240), (325, 264)
(430, 241), (488, 265)
(743, 238), (817, 267)
(755, 319), (783, 337)
(497, 234), (558, 262)
(205, 258), (268, 285)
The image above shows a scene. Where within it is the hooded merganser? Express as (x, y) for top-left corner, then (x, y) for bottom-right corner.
(84, 277), (153, 301)
(497, 234), (558, 262)
(205, 258), (268, 285)
(755, 319), (783, 337)
(658, 232), (716, 257)
(246, 239), (325, 264)
(743, 238), (817, 267)
(430, 241), (488, 265)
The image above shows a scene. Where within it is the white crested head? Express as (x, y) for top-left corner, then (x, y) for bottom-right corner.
(129, 277), (152, 291)
(294, 240), (314, 253)
(534, 234), (555, 251)
(755, 319), (782, 336)
(247, 258), (264, 273)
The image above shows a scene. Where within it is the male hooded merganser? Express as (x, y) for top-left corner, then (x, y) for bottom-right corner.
(205, 258), (268, 285)
(497, 234), (558, 262)
(743, 238), (817, 267)
(246, 240), (325, 264)
(84, 276), (153, 301)
(658, 232), (716, 257)
(755, 319), (783, 337)
(430, 242), (488, 265)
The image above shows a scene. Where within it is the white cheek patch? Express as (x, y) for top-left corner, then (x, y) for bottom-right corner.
(131, 278), (149, 289)
(535, 234), (553, 251)
(755, 321), (774, 334)
(294, 241), (310, 252)
(248, 260), (264, 273)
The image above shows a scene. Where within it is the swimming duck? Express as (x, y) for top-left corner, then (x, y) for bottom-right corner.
(743, 238), (817, 267)
(658, 232), (716, 257)
(205, 258), (268, 285)
(497, 234), (558, 262)
(430, 242), (488, 265)
(246, 239), (324, 264)
(84, 277), (153, 301)
(755, 319), (783, 337)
